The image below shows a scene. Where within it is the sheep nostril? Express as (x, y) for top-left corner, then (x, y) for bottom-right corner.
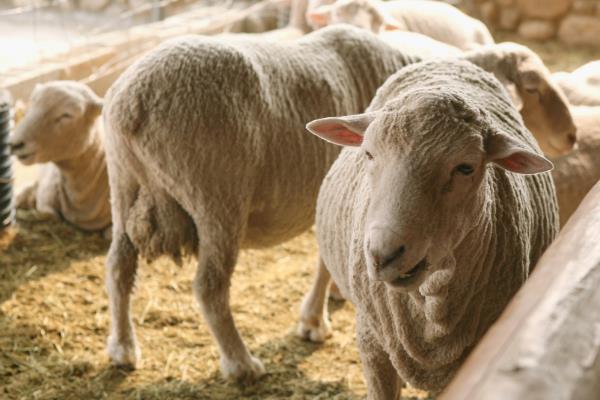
(9, 142), (25, 152)
(379, 245), (405, 269)
(567, 133), (577, 146)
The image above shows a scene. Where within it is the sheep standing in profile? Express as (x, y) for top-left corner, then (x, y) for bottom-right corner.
(8, 81), (110, 234)
(102, 25), (421, 380)
(301, 60), (558, 396)
(307, 0), (494, 50)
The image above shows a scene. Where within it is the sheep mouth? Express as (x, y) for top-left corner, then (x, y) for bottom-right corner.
(16, 152), (34, 161)
(387, 258), (429, 288)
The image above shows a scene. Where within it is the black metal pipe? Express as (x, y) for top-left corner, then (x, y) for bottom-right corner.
(0, 91), (14, 229)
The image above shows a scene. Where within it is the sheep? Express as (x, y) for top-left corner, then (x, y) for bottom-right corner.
(378, 31), (462, 58)
(8, 81), (111, 235)
(307, 0), (494, 50)
(300, 59), (558, 396)
(102, 25), (423, 381)
(463, 42), (577, 158)
(551, 106), (600, 226)
(553, 61), (600, 106)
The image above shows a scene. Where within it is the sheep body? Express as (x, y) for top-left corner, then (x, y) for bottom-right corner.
(103, 25), (418, 379)
(553, 61), (600, 106)
(378, 31), (461, 58)
(307, 0), (494, 50)
(9, 81), (110, 233)
(308, 60), (558, 394)
(551, 106), (600, 225)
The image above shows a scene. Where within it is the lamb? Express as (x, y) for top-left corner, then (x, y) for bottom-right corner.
(307, 0), (494, 50)
(551, 106), (600, 226)
(553, 61), (600, 106)
(8, 81), (110, 234)
(300, 59), (558, 396)
(102, 25), (422, 381)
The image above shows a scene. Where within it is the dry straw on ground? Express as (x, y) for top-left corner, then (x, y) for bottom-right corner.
(1, 34), (598, 400)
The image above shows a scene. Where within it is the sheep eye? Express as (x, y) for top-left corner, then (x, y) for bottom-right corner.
(525, 88), (538, 95)
(364, 151), (374, 161)
(456, 163), (474, 175)
(56, 113), (72, 122)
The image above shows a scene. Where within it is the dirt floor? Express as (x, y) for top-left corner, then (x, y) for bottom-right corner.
(1, 30), (600, 400)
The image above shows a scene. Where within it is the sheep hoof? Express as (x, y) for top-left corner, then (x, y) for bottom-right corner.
(296, 316), (332, 343)
(220, 354), (265, 382)
(107, 335), (140, 369)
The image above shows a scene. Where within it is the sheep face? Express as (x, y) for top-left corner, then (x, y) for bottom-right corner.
(9, 82), (102, 166)
(308, 91), (552, 292)
(307, 0), (395, 33)
(504, 45), (577, 157)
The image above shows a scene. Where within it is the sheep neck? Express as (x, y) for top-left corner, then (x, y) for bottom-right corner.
(361, 171), (530, 387)
(53, 127), (110, 230)
(463, 47), (518, 85)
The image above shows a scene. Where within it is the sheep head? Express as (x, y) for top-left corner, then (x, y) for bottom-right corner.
(307, 0), (401, 33)
(307, 69), (552, 292)
(9, 81), (103, 165)
(487, 43), (577, 157)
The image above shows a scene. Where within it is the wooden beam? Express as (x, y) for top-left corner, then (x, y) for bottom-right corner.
(440, 181), (600, 400)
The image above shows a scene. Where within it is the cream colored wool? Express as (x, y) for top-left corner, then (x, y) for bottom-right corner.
(304, 60), (558, 396)
(102, 25), (420, 381)
(551, 106), (600, 226)
(307, 0), (494, 50)
(9, 81), (110, 233)
(553, 61), (600, 106)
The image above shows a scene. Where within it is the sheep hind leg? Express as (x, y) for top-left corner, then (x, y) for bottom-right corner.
(105, 232), (140, 368)
(297, 257), (332, 343)
(193, 215), (265, 381)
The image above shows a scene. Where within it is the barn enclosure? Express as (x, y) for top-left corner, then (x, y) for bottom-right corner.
(1, 1), (600, 399)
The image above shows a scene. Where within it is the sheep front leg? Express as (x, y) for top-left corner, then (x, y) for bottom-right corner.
(357, 316), (403, 400)
(105, 232), (140, 368)
(193, 220), (264, 381)
(297, 257), (332, 342)
(15, 181), (38, 210)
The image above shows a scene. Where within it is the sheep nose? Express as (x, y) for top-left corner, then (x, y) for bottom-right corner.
(9, 142), (24, 152)
(372, 245), (405, 269)
(567, 132), (577, 146)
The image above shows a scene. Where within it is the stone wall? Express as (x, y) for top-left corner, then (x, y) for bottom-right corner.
(469, 0), (600, 47)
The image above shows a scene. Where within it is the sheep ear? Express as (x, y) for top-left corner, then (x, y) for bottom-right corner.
(87, 94), (103, 117)
(307, 5), (333, 26)
(306, 113), (376, 146)
(486, 132), (553, 174)
(497, 75), (524, 111)
(381, 12), (403, 31)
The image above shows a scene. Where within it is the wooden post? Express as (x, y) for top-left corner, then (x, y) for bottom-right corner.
(440, 181), (600, 400)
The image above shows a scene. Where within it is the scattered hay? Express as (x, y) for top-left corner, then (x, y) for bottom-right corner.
(0, 213), (429, 400)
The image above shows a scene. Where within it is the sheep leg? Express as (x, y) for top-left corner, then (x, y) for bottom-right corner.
(105, 232), (140, 368)
(193, 217), (265, 381)
(14, 181), (38, 209)
(297, 257), (332, 342)
(357, 317), (403, 400)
